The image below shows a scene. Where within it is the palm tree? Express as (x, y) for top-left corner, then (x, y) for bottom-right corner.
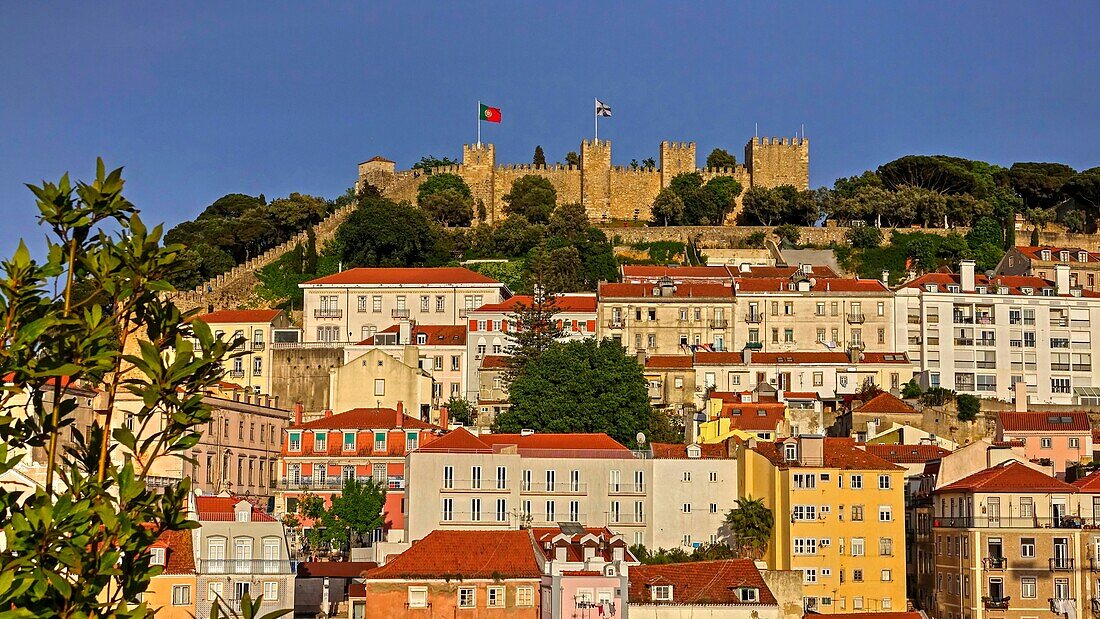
(724, 496), (774, 559)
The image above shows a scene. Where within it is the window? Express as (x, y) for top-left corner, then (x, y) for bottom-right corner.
(878, 474), (891, 489)
(1021, 577), (1036, 599)
(1020, 497), (1034, 517)
(879, 537), (893, 556)
(738, 587), (759, 603)
(496, 466), (507, 489)
(1020, 537), (1035, 557)
(545, 500), (556, 522)
(289, 432), (301, 452)
(208, 581), (223, 602)
(487, 586), (504, 608)
(851, 538), (865, 556)
(803, 569), (817, 583)
(793, 473), (816, 489)
(794, 538), (818, 554)
(458, 587), (475, 608)
(812, 372), (824, 387)
(816, 302), (825, 316)
(1071, 437), (1081, 449)
(852, 569), (863, 582)
(374, 431), (386, 452)
(682, 471), (691, 482)
(652, 585), (673, 601)
(374, 379), (385, 396)
(881, 569), (892, 582)
(436, 296), (446, 312)
(150, 547), (165, 566)
(407, 587), (428, 608)
(470, 498), (481, 521)
(471, 466), (482, 489)
(879, 506), (892, 522)
(785, 443), (797, 461)
(442, 465), (453, 489)
(710, 503), (718, 513)
(172, 585), (190, 606)
(263, 582), (278, 601)
(516, 586), (534, 607)
(793, 505), (817, 520)
(372, 295), (382, 312)
(442, 498), (453, 521)
(1041, 437), (1053, 448)
(682, 503), (691, 513)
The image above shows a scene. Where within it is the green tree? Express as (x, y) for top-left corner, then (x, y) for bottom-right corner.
(533, 145), (546, 167)
(495, 339), (651, 446)
(956, 393), (981, 422)
(1063, 210), (1088, 234)
(443, 396), (476, 426)
(901, 379), (923, 399)
(1005, 162), (1076, 209)
(503, 175), (558, 223)
(565, 151), (580, 167)
(174, 242), (236, 290)
(303, 226), (319, 274)
(0, 160), (237, 616)
(773, 224), (801, 247)
(312, 479), (387, 551)
(878, 155), (982, 195)
(421, 188), (474, 227)
(1024, 207), (1056, 245)
(706, 148), (737, 169)
(492, 215), (545, 257)
(846, 226), (884, 249)
(1063, 168), (1100, 219)
(417, 172), (472, 205)
(741, 186), (785, 226)
(530, 245), (585, 293)
(336, 197), (440, 267)
(504, 286), (564, 380)
(650, 188), (685, 226)
(703, 176), (744, 221)
(548, 202), (589, 240)
(198, 192), (265, 219)
(641, 157), (657, 170)
(412, 155), (459, 173)
(724, 497), (774, 559)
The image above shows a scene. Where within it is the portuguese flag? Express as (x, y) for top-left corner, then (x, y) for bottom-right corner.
(480, 103), (501, 123)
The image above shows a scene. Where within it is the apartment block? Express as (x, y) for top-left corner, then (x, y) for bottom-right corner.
(344, 321), (467, 404)
(404, 429), (738, 550)
(598, 279), (735, 355)
(996, 411), (1094, 478)
(196, 309), (291, 396)
(693, 349), (913, 398)
(301, 267), (509, 343)
(997, 246), (1100, 291)
(897, 260), (1100, 404)
(738, 435), (907, 613)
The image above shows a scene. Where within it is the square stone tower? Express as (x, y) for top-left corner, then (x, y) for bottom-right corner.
(745, 137), (809, 190)
(357, 156), (396, 192)
(581, 139), (612, 221)
(659, 141), (697, 187)
(462, 143), (497, 222)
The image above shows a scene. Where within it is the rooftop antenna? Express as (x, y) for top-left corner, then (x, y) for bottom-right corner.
(801, 123), (805, 141)
(755, 122), (758, 138)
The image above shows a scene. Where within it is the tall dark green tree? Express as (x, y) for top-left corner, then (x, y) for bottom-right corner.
(565, 151), (580, 168)
(533, 145), (547, 167)
(705, 148), (737, 169)
(494, 339), (651, 446)
(504, 285), (564, 380)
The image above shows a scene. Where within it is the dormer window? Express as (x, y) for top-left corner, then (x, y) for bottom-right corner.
(314, 432), (327, 452)
(686, 445), (701, 459)
(150, 547), (165, 566)
(784, 443), (797, 461)
(947, 285), (960, 293)
(738, 587), (759, 603)
(1041, 250), (1051, 260)
(1021, 287), (1033, 295)
(288, 431), (301, 452)
(925, 284), (937, 293)
(1080, 252), (1088, 262)
(652, 585), (673, 602)
(1061, 251), (1070, 262)
(1042, 288), (1054, 296)
(998, 286), (1009, 295)
(976, 286), (987, 295)
(343, 431), (356, 451)
(235, 508), (250, 523)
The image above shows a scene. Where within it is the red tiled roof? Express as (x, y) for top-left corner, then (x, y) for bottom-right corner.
(902, 272), (1100, 298)
(621, 265), (734, 281)
(753, 438), (902, 471)
(1072, 471), (1100, 493)
(416, 428), (630, 455)
(739, 265), (839, 278)
(863, 444), (951, 464)
(998, 411), (1091, 432)
(695, 351), (910, 365)
(364, 156), (395, 163)
(480, 355), (509, 370)
(856, 392), (919, 415)
(151, 529), (196, 575)
(365, 530), (541, 579)
(721, 403), (786, 431)
(357, 324), (466, 346)
(297, 561), (378, 578)
(1015, 246), (1100, 263)
(598, 282), (733, 299)
(810, 614), (922, 619)
(783, 391), (820, 400)
(194, 496), (277, 522)
(471, 294), (597, 313)
(629, 560), (777, 605)
(195, 309), (282, 324)
(645, 355), (694, 369)
(531, 526), (629, 562)
(290, 408), (439, 431)
(937, 461), (1076, 493)
(304, 267), (501, 286)
(651, 442), (729, 459)
(734, 277), (888, 293)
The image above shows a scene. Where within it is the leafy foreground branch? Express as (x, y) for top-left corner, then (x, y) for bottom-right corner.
(0, 160), (286, 618)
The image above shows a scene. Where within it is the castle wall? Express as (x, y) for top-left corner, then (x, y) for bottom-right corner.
(659, 141), (697, 187)
(747, 137), (809, 190)
(493, 164), (582, 218)
(608, 166), (661, 221)
(581, 139), (612, 221)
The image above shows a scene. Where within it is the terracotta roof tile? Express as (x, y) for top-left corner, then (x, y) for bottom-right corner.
(416, 428), (631, 456)
(195, 309), (282, 324)
(645, 355), (694, 369)
(1072, 471), (1100, 493)
(290, 408), (439, 431)
(629, 560), (776, 605)
(650, 442), (729, 459)
(480, 355), (509, 370)
(695, 351), (910, 365)
(721, 403), (786, 431)
(304, 267), (501, 286)
(598, 282), (733, 299)
(471, 294), (597, 313)
(734, 277), (888, 293)
(998, 411), (1091, 432)
(902, 272), (1100, 298)
(1015, 246), (1100, 263)
(621, 265), (735, 281)
(151, 529), (196, 575)
(365, 530), (541, 579)
(863, 444), (951, 464)
(357, 324), (466, 346)
(739, 265), (838, 278)
(937, 461), (1076, 493)
(856, 392), (919, 415)
(194, 496), (277, 522)
(753, 438), (902, 471)
(531, 526), (629, 562)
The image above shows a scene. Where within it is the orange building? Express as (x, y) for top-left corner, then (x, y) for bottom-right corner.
(354, 529), (542, 618)
(277, 405), (442, 541)
(144, 529), (197, 618)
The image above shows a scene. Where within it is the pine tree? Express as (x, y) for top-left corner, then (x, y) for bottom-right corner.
(533, 145), (547, 167)
(505, 273), (564, 382)
(304, 226), (319, 273)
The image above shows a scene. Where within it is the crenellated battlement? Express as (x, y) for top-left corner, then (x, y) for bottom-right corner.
(612, 165), (660, 174)
(495, 163), (579, 172)
(580, 138), (611, 148)
(752, 136), (808, 147)
(702, 164), (750, 175)
(662, 140), (696, 151)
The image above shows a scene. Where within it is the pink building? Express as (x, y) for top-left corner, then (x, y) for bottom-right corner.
(995, 411), (1093, 478)
(532, 526), (636, 619)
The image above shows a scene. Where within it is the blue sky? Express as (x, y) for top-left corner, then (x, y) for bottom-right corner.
(1, 2), (1098, 255)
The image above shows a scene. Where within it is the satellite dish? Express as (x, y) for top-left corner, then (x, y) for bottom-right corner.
(636, 432), (646, 445)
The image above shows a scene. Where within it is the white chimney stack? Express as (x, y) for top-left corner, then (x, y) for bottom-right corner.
(959, 259), (976, 293)
(1014, 380), (1028, 412)
(1055, 264), (1071, 296)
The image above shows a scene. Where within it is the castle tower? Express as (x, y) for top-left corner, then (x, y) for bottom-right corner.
(357, 156), (396, 193)
(462, 143), (497, 222)
(659, 141), (697, 187)
(580, 139), (612, 221)
(745, 137), (809, 190)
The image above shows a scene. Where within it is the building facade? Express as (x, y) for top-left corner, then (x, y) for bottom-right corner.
(196, 309), (292, 396)
(996, 246), (1100, 291)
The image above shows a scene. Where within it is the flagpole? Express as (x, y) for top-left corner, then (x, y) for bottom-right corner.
(594, 97), (598, 141)
(477, 100), (481, 147)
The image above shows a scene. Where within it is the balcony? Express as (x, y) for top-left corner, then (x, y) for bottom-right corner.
(983, 556), (1008, 570)
(392, 308), (410, 319)
(1050, 557), (1075, 571)
(229, 369), (245, 378)
(976, 338), (996, 346)
(846, 313), (866, 324)
(975, 315), (996, 325)
(709, 319), (728, 329)
(250, 341), (266, 352)
(608, 483), (646, 495)
(934, 516), (1093, 528)
(144, 475), (183, 489)
(955, 337), (974, 346)
(198, 559), (295, 575)
(278, 476), (384, 490)
(606, 514), (646, 526)
(522, 482), (588, 494)
(314, 309), (343, 319)
(253, 367), (263, 377)
(607, 318), (625, 329)
(744, 313), (763, 324)
(983, 597), (1010, 610)
(953, 314), (975, 324)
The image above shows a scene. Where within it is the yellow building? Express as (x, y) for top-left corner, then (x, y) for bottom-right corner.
(143, 529), (197, 618)
(328, 347), (435, 423)
(737, 435), (907, 613)
(195, 309), (292, 396)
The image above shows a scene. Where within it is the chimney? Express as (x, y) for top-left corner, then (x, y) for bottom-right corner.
(293, 403), (304, 425)
(323, 408), (333, 418)
(397, 404), (404, 428)
(959, 259), (976, 293)
(399, 318), (413, 345)
(881, 270), (890, 286)
(439, 406), (449, 429)
(636, 350), (647, 366)
(907, 269), (917, 282)
(849, 346), (860, 363)
(397, 401), (404, 416)
(1055, 264), (1071, 296)
(743, 346), (752, 365)
(1014, 380), (1028, 412)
